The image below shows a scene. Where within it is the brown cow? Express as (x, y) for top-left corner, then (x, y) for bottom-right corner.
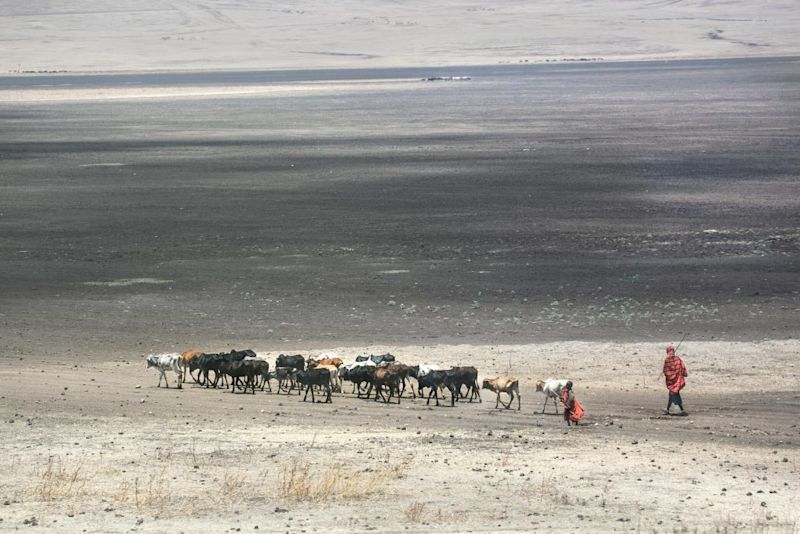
(181, 350), (204, 384)
(482, 376), (521, 410)
(367, 366), (405, 404)
(306, 357), (344, 369)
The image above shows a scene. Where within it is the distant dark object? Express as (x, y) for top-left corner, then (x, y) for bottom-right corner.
(422, 76), (471, 82)
(355, 353), (396, 365)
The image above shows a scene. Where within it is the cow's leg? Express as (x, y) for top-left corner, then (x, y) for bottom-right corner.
(516, 388), (521, 411)
(495, 392), (501, 409)
(325, 385), (332, 403)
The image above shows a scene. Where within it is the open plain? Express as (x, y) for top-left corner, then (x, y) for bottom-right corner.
(1, 57), (799, 532)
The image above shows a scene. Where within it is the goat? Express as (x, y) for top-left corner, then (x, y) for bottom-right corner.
(295, 368), (332, 403)
(536, 378), (568, 414)
(482, 376), (521, 410)
(145, 353), (183, 389)
(269, 366), (297, 394)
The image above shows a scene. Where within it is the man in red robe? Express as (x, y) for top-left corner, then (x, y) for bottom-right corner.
(561, 381), (584, 426)
(662, 344), (688, 415)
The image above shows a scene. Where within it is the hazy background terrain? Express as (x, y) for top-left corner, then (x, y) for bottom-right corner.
(1, 0), (799, 73)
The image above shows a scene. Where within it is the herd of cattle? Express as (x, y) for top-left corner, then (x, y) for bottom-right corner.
(145, 350), (567, 412)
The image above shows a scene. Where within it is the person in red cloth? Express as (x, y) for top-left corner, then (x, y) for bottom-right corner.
(561, 381), (584, 426)
(662, 344), (688, 415)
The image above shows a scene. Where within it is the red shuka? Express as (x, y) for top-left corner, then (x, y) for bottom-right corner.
(562, 388), (585, 422)
(663, 347), (687, 394)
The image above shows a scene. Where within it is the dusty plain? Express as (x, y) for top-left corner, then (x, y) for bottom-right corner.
(1, 0), (800, 72)
(0, 41), (799, 534)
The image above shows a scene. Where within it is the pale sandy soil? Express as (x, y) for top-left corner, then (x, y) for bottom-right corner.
(1, 341), (797, 532)
(0, 79), (423, 104)
(1, 1), (799, 74)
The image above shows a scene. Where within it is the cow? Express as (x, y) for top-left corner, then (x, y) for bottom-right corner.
(307, 357), (344, 369)
(276, 354), (305, 374)
(355, 353), (396, 365)
(145, 353), (183, 389)
(446, 366), (482, 403)
(295, 368), (332, 403)
(180, 350), (205, 383)
(340, 361), (377, 397)
(482, 376), (521, 410)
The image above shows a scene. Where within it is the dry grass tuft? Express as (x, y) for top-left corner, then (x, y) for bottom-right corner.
(277, 458), (405, 502)
(404, 501), (464, 524)
(131, 470), (172, 515)
(519, 475), (587, 508)
(405, 501), (426, 522)
(216, 471), (250, 503)
(31, 457), (93, 501)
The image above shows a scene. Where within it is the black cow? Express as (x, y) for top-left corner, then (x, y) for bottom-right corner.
(341, 365), (377, 397)
(196, 350), (253, 388)
(446, 366), (482, 403)
(418, 370), (458, 406)
(295, 368), (332, 403)
(355, 353), (396, 365)
(219, 360), (258, 394)
(276, 354), (305, 373)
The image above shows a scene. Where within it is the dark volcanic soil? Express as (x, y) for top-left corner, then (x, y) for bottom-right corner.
(1, 58), (799, 357)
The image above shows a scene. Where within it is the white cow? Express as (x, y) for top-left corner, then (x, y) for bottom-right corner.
(535, 378), (569, 414)
(146, 353), (183, 389)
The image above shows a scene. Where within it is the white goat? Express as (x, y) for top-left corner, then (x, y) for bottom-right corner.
(146, 353), (183, 389)
(535, 378), (568, 414)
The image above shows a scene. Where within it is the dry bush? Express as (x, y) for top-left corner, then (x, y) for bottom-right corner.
(405, 501), (426, 522)
(277, 458), (405, 502)
(215, 470), (250, 503)
(31, 457), (93, 501)
(519, 475), (586, 508)
(404, 501), (464, 524)
(131, 470), (172, 515)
